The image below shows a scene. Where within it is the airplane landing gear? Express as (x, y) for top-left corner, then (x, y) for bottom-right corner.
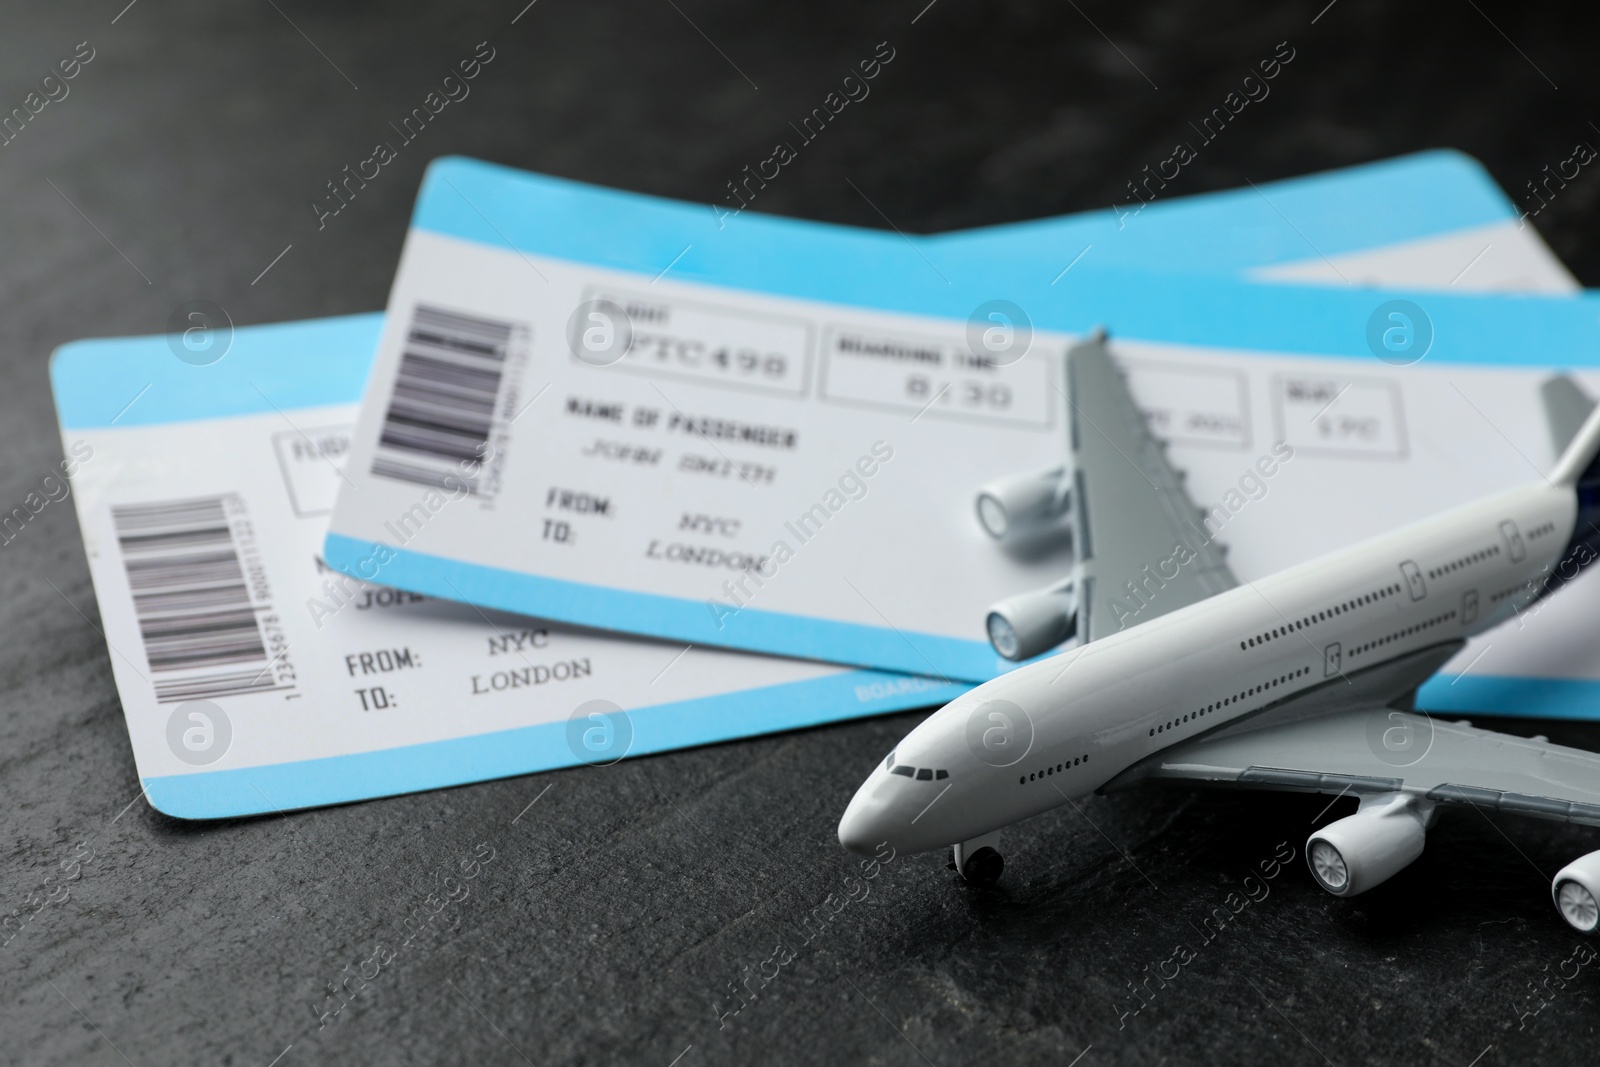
(950, 831), (1004, 886)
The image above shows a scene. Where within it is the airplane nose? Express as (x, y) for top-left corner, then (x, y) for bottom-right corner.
(837, 783), (883, 856)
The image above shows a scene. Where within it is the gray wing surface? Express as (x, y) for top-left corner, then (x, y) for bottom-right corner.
(1107, 707), (1600, 827)
(1542, 374), (1598, 457)
(1067, 335), (1237, 642)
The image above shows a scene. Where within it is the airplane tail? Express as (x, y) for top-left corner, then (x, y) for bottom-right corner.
(1547, 378), (1600, 489)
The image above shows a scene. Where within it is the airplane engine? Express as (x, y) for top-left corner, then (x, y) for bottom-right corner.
(1552, 851), (1600, 933)
(985, 579), (1077, 661)
(1306, 793), (1432, 898)
(975, 466), (1070, 542)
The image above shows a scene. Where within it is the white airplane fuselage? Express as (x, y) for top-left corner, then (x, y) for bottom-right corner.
(838, 479), (1583, 857)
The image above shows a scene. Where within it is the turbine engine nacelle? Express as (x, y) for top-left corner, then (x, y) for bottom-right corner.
(975, 466), (1071, 543)
(985, 578), (1077, 661)
(1306, 793), (1433, 898)
(1552, 850), (1600, 933)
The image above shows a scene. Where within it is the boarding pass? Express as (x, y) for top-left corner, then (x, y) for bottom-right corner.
(51, 316), (973, 819)
(324, 158), (1600, 690)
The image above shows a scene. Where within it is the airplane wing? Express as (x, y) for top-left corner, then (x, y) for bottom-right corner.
(1543, 374), (1597, 458)
(1067, 335), (1238, 642)
(1105, 705), (1600, 827)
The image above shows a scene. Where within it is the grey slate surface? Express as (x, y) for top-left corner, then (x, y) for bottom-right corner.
(4, 1), (1600, 1063)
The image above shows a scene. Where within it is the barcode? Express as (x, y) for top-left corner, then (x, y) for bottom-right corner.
(371, 304), (515, 492)
(111, 495), (289, 704)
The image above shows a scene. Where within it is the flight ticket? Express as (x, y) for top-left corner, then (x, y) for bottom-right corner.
(324, 158), (1600, 691)
(52, 316), (972, 819)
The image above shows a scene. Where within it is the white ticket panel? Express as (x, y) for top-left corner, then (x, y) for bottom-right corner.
(324, 159), (1600, 713)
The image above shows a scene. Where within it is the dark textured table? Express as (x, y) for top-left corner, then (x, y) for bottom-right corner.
(4, 2), (1600, 1064)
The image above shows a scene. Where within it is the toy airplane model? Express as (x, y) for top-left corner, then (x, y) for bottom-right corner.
(839, 334), (1600, 934)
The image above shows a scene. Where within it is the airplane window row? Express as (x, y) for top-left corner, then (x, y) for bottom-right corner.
(1346, 609), (1458, 660)
(1151, 666), (1311, 737)
(885, 753), (948, 781)
(1490, 580), (1535, 605)
(1427, 544), (1499, 581)
(1239, 585), (1402, 651)
(1527, 521), (1557, 541)
(1019, 754), (1088, 786)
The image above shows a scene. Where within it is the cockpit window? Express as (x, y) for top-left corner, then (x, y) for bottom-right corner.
(890, 763), (950, 781)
